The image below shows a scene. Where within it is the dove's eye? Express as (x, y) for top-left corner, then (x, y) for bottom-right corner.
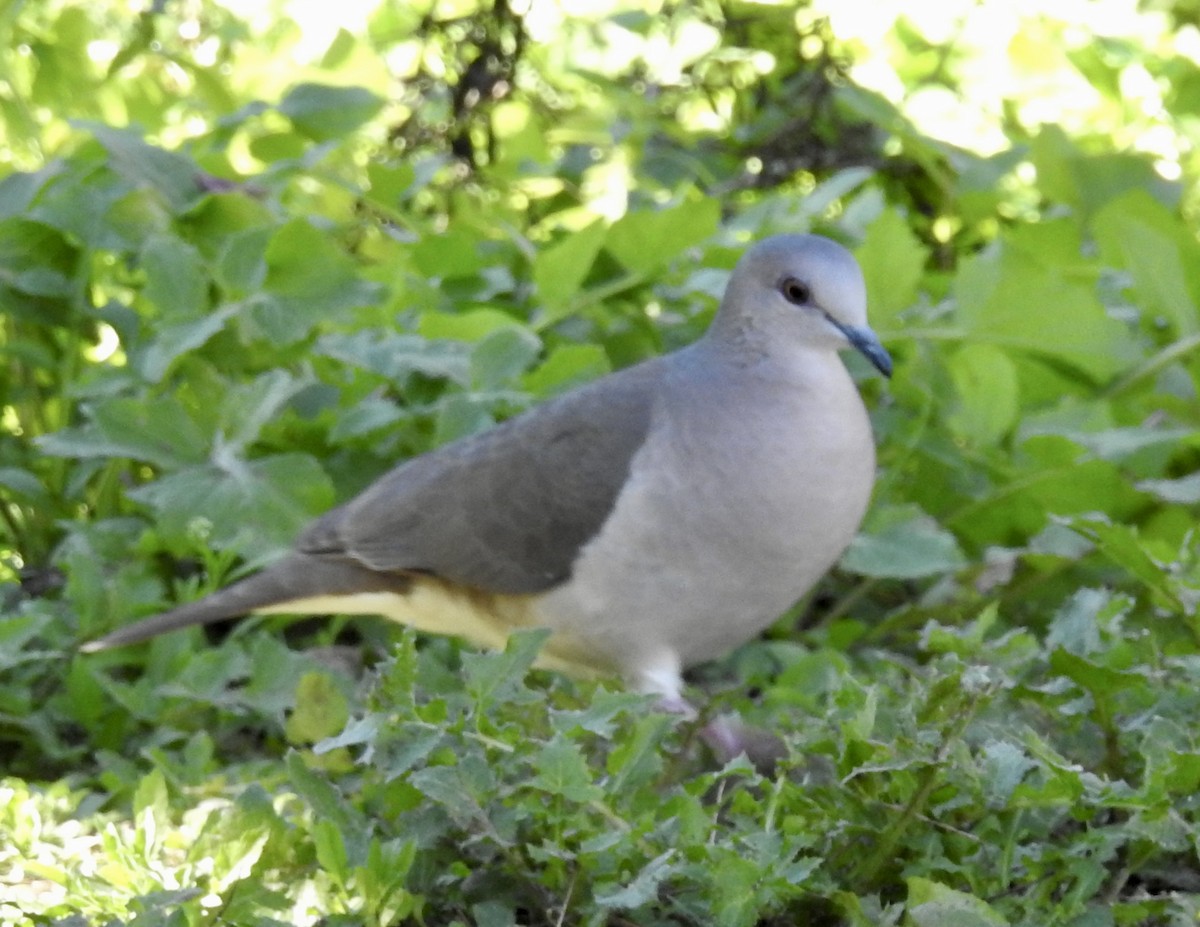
(780, 278), (812, 305)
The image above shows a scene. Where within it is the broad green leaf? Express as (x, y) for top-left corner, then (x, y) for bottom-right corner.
(129, 453), (334, 556)
(215, 226), (272, 295)
(1045, 588), (1115, 655)
(140, 234), (207, 319)
(38, 396), (209, 468)
(317, 330), (471, 385)
(842, 504), (966, 579)
(83, 122), (201, 212)
(0, 467), (50, 505)
(1049, 649), (1146, 699)
(1136, 471), (1200, 504)
(946, 343), (1019, 446)
(1093, 189), (1200, 335)
(136, 303), (240, 382)
(533, 220), (608, 320)
(0, 218), (78, 306)
(278, 82), (384, 141)
(605, 199), (720, 274)
(252, 219), (383, 343)
(1031, 124), (1179, 218)
(955, 235), (1130, 381)
(980, 741), (1037, 807)
(418, 308), (524, 342)
(470, 326), (541, 389)
(411, 229), (485, 279)
(217, 369), (311, 453)
(522, 343), (611, 398)
(857, 208), (927, 327)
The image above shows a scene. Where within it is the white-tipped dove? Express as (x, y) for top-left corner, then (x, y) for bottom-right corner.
(84, 234), (891, 753)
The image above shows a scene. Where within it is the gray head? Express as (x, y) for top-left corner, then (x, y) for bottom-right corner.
(713, 234), (892, 376)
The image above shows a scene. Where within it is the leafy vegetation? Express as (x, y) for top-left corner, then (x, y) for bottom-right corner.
(4, 0), (1200, 924)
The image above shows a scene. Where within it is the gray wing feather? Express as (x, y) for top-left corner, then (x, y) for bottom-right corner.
(298, 357), (663, 593)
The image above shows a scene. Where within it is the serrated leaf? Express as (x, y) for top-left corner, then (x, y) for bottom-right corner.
(530, 734), (604, 802)
(461, 628), (550, 708)
(594, 850), (676, 909)
(980, 741), (1037, 807)
(906, 877), (1009, 927)
(1067, 516), (1185, 611)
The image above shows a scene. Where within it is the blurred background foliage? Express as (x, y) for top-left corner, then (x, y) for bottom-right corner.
(6, 0), (1200, 924)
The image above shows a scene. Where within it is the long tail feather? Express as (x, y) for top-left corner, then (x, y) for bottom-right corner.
(80, 554), (412, 651)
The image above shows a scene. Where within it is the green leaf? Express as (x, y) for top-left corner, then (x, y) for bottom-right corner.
(217, 369), (311, 453)
(418, 308), (523, 342)
(955, 230), (1131, 381)
(129, 452), (334, 557)
(946, 343), (1019, 446)
(82, 122), (202, 212)
(906, 877), (1009, 927)
(529, 734), (604, 802)
(1136, 471), (1200, 504)
(137, 303), (240, 382)
(0, 466), (51, 506)
(317, 330), (471, 385)
(251, 219), (383, 343)
(980, 740), (1037, 807)
(842, 504), (966, 579)
(534, 221), (608, 320)
(278, 82), (384, 142)
(857, 208), (926, 328)
(140, 234), (207, 319)
(605, 199), (720, 274)
(461, 628), (550, 709)
(411, 229), (484, 279)
(286, 751), (361, 838)
(1066, 515), (1185, 611)
(470, 326), (541, 389)
(594, 850), (676, 909)
(285, 672), (350, 744)
(522, 343), (610, 398)
(1031, 124), (1179, 218)
(38, 396), (209, 468)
